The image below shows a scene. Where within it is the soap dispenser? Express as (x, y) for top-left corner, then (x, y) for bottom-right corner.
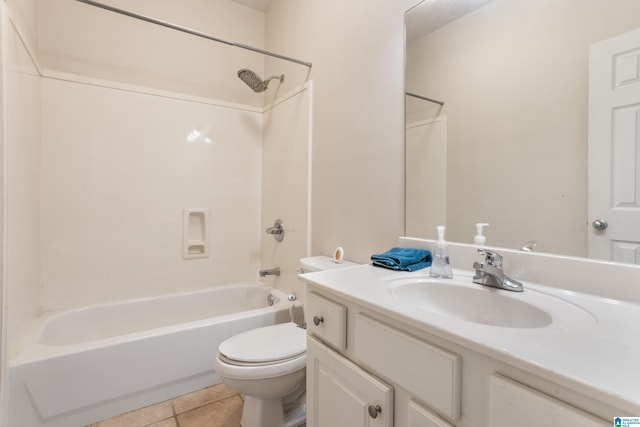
(429, 225), (453, 279)
(474, 223), (489, 247)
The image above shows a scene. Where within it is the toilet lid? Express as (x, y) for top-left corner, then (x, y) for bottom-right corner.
(219, 322), (306, 364)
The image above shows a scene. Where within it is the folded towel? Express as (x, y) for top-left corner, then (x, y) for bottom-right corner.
(370, 247), (432, 272)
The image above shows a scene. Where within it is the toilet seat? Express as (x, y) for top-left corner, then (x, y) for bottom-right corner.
(217, 352), (303, 367)
(216, 322), (307, 380)
(219, 322), (306, 364)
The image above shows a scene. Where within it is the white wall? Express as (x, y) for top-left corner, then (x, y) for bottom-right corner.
(406, 0), (640, 256)
(266, 0), (410, 263)
(40, 77), (264, 311)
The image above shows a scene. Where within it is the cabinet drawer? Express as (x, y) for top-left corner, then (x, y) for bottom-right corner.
(306, 292), (347, 351)
(489, 375), (608, 427)
(355, 314), (461, 420)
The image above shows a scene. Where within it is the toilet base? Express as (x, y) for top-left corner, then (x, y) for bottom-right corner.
(283, 399), (306, 427)
(240, 393), (306, 427)
(241, 396), (283, 427)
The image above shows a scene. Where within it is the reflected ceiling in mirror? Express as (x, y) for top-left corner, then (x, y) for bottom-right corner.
(405, 0), (640, 264)
(406, 0), (495, 42)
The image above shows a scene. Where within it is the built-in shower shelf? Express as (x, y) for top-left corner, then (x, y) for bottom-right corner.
(183, 208), (210, 259)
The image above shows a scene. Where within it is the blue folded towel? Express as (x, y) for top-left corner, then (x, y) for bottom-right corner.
(370, 247), (432, 272)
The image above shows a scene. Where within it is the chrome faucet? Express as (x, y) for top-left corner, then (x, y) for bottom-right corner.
(259, 267), (280, 277)
(472, 249), (524, 292)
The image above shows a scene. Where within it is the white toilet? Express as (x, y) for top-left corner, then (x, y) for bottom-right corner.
(215, 256), (357, 427)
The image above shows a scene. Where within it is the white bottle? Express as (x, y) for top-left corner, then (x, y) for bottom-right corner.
(429, 225), (453, 279)
(474, 223), (490, 247)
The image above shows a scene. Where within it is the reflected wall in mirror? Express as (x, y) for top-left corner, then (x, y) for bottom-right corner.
(405, 0), (640, 264)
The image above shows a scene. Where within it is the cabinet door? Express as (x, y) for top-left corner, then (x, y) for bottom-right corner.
(307, 336), (393, 427)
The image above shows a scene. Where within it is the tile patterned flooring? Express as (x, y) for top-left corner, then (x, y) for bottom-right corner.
(86, 384), (243, 427)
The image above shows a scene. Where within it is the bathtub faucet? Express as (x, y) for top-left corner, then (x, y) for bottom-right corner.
(259, 267), (280, 277)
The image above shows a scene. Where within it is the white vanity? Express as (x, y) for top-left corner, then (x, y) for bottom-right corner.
(301, 239), (640, 427)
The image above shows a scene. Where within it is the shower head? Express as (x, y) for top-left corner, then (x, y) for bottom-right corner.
(237, 68), (285, 93)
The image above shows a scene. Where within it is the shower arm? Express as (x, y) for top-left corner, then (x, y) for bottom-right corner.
(75, 0), (312, 69)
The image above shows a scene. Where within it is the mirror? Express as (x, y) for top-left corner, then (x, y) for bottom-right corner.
(405, 0), (640, 264)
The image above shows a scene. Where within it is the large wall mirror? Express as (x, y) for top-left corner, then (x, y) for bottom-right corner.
(405, 0), (640, 264)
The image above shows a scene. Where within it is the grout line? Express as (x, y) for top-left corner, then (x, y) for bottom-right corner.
(172, 400), (180, 427)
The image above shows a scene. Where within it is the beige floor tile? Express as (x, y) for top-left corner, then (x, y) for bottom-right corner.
(88, 400), (174, 427)
(172, 383), (238, 414)
(146, 418), (178, 427)
(177, 395), (243, 427)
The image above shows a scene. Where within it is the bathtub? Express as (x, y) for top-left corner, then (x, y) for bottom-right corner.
(8, 283), (292, 427)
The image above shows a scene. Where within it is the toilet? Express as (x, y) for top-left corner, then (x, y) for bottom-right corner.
(215, 256), (358, 427)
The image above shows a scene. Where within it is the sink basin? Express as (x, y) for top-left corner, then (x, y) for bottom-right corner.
(384, 277), (596, 329)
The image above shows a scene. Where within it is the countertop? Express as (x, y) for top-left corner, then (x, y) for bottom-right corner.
(301, 263), (640, 414)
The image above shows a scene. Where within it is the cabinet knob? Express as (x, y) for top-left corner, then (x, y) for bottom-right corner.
(368, 404), (382, 419)
(313, 315), (324, 326)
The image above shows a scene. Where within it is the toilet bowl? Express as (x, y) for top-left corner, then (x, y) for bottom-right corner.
(216, 256), (358, 427)
(215, 322), (307, 427)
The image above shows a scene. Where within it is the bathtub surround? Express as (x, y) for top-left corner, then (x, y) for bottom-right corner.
(41, 75), (263, 310)
(260, 85), (312, 300)
(4, 0), (42, 377)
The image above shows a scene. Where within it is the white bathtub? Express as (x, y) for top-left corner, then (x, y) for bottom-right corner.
(8, 283), (292, 427)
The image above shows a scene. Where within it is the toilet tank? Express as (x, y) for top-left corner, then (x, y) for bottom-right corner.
(299, 256), (358, 273)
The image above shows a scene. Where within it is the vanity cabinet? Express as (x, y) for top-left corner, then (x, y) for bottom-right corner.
(306, 290), (459, 427)
(305, 285), (614, 427)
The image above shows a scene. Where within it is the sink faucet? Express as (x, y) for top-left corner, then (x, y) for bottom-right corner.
(472, 249), (523, 292)
(259, 267), (280, 277)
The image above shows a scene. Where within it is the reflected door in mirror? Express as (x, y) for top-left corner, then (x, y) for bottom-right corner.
(589, 27), (640, 264)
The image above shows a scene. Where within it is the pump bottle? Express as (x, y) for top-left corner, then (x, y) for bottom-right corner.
(474, 223), (489, 247)
(429, 225), (453, 279)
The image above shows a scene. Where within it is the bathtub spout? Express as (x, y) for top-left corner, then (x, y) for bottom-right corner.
(259, 267), (280, 277)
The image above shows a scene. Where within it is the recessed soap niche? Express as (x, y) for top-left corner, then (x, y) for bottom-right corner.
(183, 209), (210, 259)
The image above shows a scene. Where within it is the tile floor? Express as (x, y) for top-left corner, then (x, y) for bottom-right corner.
(86, 384), (243, 427)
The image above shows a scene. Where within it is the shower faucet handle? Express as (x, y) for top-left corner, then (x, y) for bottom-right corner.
(265, 219), (285, 242)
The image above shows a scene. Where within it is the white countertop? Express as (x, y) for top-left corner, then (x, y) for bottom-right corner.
(301, 263), (640, 414)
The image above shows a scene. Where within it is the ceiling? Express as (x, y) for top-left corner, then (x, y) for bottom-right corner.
(228, 0), (494, 40)
(406, 0), (495, 42)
